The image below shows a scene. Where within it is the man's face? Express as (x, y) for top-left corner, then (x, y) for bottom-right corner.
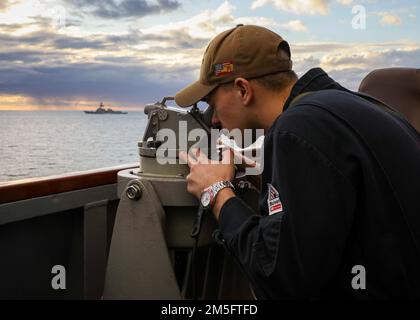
(207, 84), (251, 132)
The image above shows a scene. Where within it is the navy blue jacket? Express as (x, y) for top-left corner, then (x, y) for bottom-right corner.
(218, 68), (420, 299)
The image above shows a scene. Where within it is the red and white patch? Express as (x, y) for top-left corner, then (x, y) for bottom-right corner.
(267, 183), (283, 215)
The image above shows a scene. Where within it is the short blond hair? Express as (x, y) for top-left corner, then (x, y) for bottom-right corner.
(252, 70), (298, 92)
(220, 70), (297, 93)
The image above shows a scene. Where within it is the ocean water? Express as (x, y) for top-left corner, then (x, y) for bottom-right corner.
(0, 111), (147, 183)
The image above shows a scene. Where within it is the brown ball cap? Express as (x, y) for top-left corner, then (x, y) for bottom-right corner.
(175, 24), (293, 107)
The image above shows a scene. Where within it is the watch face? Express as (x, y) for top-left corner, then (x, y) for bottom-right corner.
(200, 190), (211, 208)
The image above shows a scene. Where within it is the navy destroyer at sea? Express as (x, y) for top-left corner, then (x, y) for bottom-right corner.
(84, 102), (127, 114)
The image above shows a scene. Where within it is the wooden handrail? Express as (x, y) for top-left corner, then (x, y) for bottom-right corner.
(0, 164), (138, 204)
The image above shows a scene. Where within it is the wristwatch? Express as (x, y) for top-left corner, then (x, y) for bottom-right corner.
(200, 181), (235, 210)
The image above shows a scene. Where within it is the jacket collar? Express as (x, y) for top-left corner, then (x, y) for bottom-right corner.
(283, 68), (346, 111)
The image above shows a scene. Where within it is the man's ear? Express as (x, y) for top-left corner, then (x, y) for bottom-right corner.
(234, 77), (253, 106)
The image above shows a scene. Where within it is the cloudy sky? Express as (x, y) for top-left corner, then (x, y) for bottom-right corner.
(0, 0), (418, 110)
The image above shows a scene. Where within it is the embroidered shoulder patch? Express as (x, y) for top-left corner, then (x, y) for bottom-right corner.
(267, 183), (283, 215)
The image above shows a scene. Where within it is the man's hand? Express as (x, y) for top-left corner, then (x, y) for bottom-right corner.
(179, 148), (236, 220)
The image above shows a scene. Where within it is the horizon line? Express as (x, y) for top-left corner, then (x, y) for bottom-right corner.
(0, 106), (146, 111)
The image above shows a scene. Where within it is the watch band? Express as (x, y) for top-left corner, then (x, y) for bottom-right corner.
(212, 180), (235, 193)
(209, 180), (235, 208)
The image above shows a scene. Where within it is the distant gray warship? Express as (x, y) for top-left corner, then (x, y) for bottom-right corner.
(84, 102), (127, 114)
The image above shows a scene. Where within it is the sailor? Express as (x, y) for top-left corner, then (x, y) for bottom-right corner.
(176, 25), (420, 299)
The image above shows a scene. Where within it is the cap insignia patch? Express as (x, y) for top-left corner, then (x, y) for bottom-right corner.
(214, 62), (233, 77)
